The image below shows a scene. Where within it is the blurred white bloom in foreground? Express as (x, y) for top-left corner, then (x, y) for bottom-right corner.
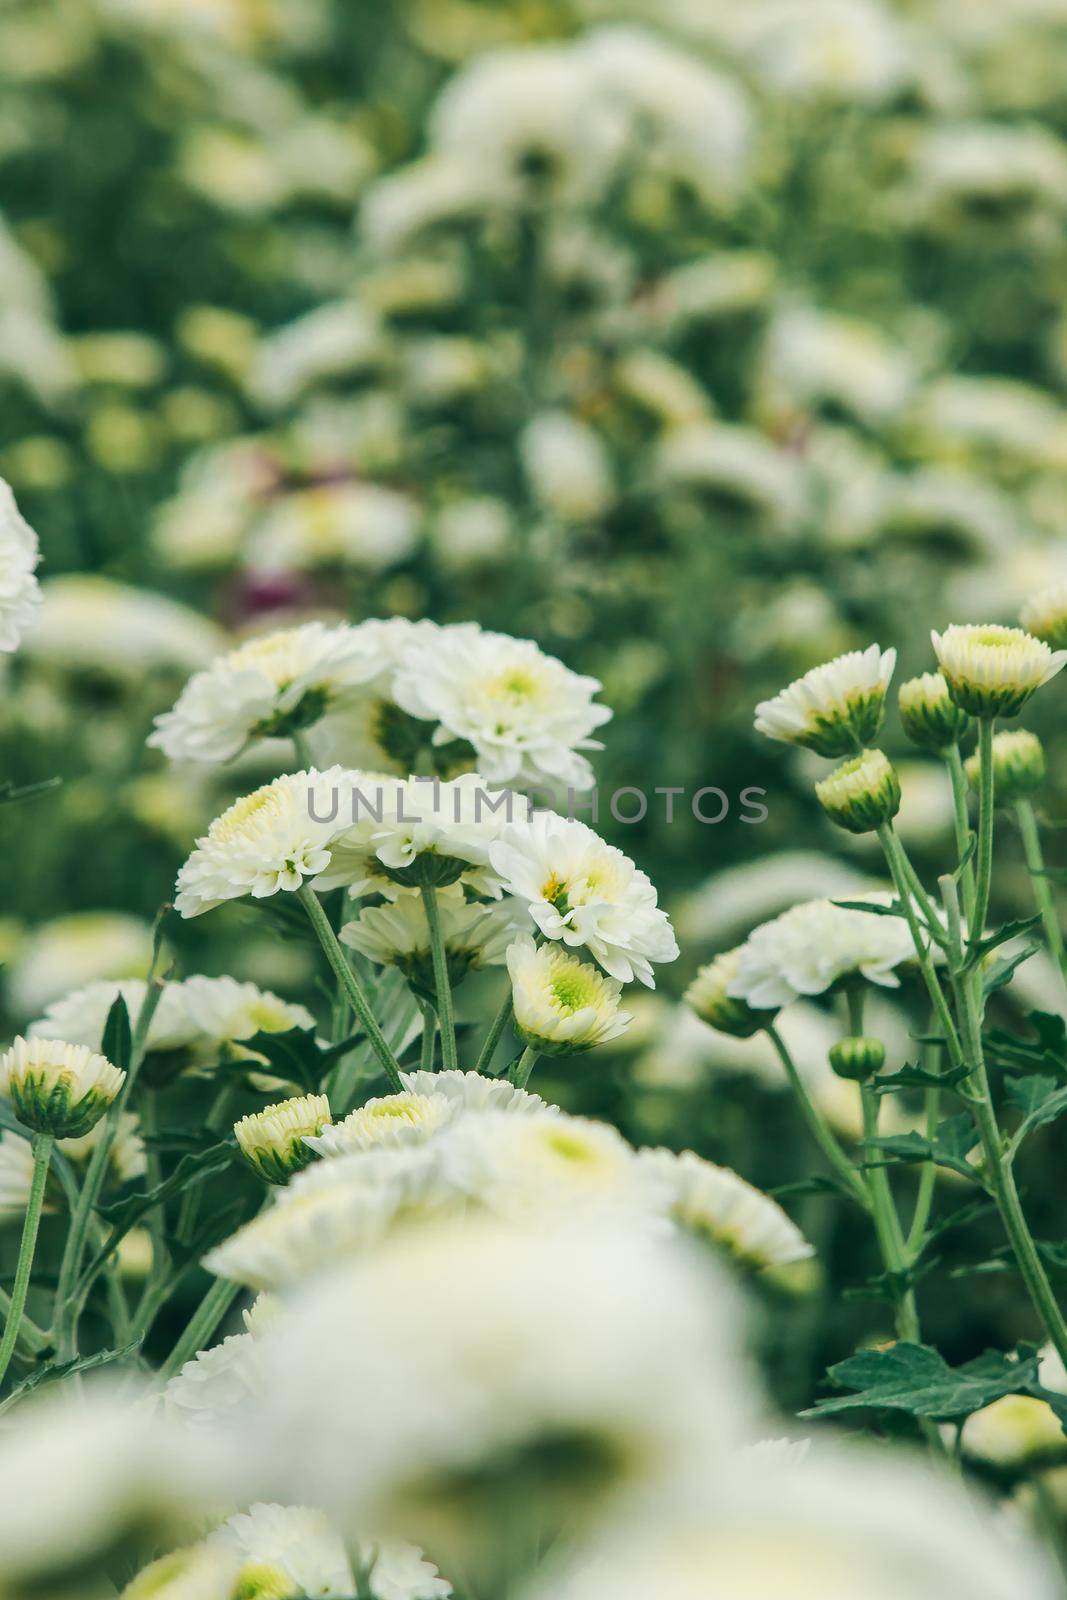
(6, 910), (155, 1016)
(150, 622), (386, 764)
(640, 1147), (812, 1270)
(24, 575), (223, 676)
(0, 476), (41, 652)
(250, 1218), (752, 1586)
(675, 851), (872, 946)
(392, 624), (611, 790)
(163, 1332), (264, 1432)
(754, 645), (896, 757)
(491, 812), (679, 985)
(121, 1541), (240, 1598)
(399, 1066), (553, 1116)
(508, 932), (631, 1054)
(961, 1345), (1067, 1466)
(728, 895), (915, 1009)
(520, 410), (614, 522)
(525, 1440), (1060, 1600)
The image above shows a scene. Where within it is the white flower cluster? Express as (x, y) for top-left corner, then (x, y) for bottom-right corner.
(724, 895), (916, 1011)
(0, 477), (41, 653)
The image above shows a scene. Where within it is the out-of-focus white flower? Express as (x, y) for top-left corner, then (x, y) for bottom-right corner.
(758, 307), (916, 426)
(0, 477), (41, 652)
(730, 0), (915, 104)
(431, 496), (512, 570)
(909, 376), (1067, 472)
(150, 623), (385, 764)
(905, 121), (1067, 238)
(251, 301), (387, 409)
(640, 1147), (813, 1270)
(341, 891), (516, 998)
(121, 1541), (240, 1598)
(361, 158), (493, 252)
(3, 1035), (125, 1139)
(162, 1333), (263, 1432)
(0, 1130), (36, 1220)
(655, 422), (808, 532)
(754, 645), (897, 757)
(1021, 578), (1067, 649)
(525, 1439), (1061, 1600)
(0, 1110), (145, 1222)
(684, 948), (779, 1038)
(317, 774), (530, 900)
(392, 624), (611, 790)
(728, 895), (916, 1009)
(23, 575), (223, 676)
(246, 482), (420, 575)
(507, 932), (631, 1054)
(491, 812), (679, 986)
(6, 911), (155, 1016)
(932, 623), (1067, 717)
(965, 728), (1046, 801)
(675, 851), (873, 946)
(250, 1217), (751, 1587)
(176, 976), (315, 1064)
(961, 1346), (1067, 1466)
(175, 767), (354, 917)
(235, 1094), (332, 1184)
(520, 410), (614, 522)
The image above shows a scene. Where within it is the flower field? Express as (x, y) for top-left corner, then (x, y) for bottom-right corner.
(3, 2), (1067, 1596)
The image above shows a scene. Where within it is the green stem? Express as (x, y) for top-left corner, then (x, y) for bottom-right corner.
(860, 1084), (918, 1337)
(158, 1277), (241, 1383)
(0, 1134), (53, 1390)
(877, 826), (963, 1071)
(972, 718), (996, 942)
(474, 989), (514, 1077)
(766, 1027), (870, 1210)
(945, 743), (976, 924)
(291, 731), (314, 770)
(299, 886), (403, 1092)
(1015, 798), (1067, 983)
(418, 1000), (436, 1072)
(420, 886), (458, 1074)
(907, 1057), (941, 1257)
(509, 1045), (539, 1091)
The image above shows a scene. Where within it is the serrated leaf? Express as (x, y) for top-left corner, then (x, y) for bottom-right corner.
(865, 1113), (980, 1182)
(0, 1341), (141, 1414)
(983, 944), (1041, 998)
(830, 899), (907, 919)
(1010, 1082), (1067, 1149)
(801, 1342), (1042, 1422)
(967, 915), (1043, 963)
(82, 1140), (235, 1286)
(239, 1026), (361, 1093)
(872, 1061), (969, 1095)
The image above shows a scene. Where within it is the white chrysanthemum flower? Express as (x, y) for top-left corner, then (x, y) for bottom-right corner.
(0, 477), (41, 652)
(162, 1333), (263, 1432)
(205, 1150), (456, 1292)
(150, 623), (385, 764)
(728, 895), (916, 1009)
(341, 891), (517, 998)
(640, 1147), (813, 1270)
(61, 1109), (146, 1183)
(23, 575), (223, 676)
(932, 623), (1067, 716)
(684, 948), (779, 1038)
(3, 1036), (125, 1139)
(519, 411), (614, 522)
(507, 932), (631, 1055)
(731, 0), (914, 105)
(489, 812), (678, 986)
(121, 1542), (240, 1599)
(399, 1067), (552, 1117)
(1021, 579), (1067, 650)
(309, 1092), (454, 1159)
(438, 1108), (656, 1223)
(6, 912), (155, 1017)
(898, 671), (970, 752)
(251, 1218), (750, 1587)
(302, 617), (442, 773)
(316, 774), (530, 900)
(235, 1094), (332, 1184)
(175, 767), (354, 917)
(655, 422), (807, 533)
(176, 975), (315, 1063)
(754, 645), (897, 757)
(528, 1439), (1061, 1600)
(391, 625), (611, 790)
(246, 483), (420, 576)
(211, 1503), (451, 1600)
(758, 307), (916, 426)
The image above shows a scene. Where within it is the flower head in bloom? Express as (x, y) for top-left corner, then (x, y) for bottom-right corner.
(754, 645), (896, 757)
(341, 891), (516, 1001)
(149, 622), (383, 764)
(235, 1094), (332, 1184)
(0, 476), (41, 652)
(932, 624), (1067, 718)
(641, 1148), (813, 1270)
(1021, 581), (1067, 652)
(728, 896), (915, 1009)
(898, 671), (970, 752)
(209, 1503), (452, 1600)
(121, 1543), (240, 1598)
(309, 1092), (454, 1159)
(965, 729), (1046, 803)
(507, 933), (630, 1055)
(815, 748), (901, 834)
(398, 1067), (552, 1117)
(684, 948), (778, 1038)
(392, 624), (611, 789)
(316, 774), (529, 899)
(3, 1036), (125, 1138)
(175, 768), (351, 917)
(490, 812), (678, 986)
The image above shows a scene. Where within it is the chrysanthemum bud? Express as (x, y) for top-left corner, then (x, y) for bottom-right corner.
(754, 645), (896, 758)
(1021, 580), (1067, 651)
(898, 672), (969, 752)
(234, 1093), (331, 1184)
(2, 1036), (125, 1139)
(815, 749), (901, 834)
(932, 624), (1067, 718)
(684, 948), (779, 1039)
(506, 934), (630, 1056)
(965, 729), (1046, 802)
(829, 1036), (886, 1081)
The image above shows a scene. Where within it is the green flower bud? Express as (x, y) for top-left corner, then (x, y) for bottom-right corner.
(829, 1036), (886, 1081)
(815, 749), (901, 835)
(234, 1093), (331, 1184)
(898, 672), (969, 752)
(965, 729), (1046, 803)
(683, 948), (779, 1039)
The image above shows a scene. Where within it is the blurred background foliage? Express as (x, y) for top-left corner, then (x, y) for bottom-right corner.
(2, 0), (1067, 1407)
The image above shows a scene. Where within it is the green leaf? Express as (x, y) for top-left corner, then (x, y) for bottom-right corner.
(1007, 1079), (1067, 1148)
(0, 776), (61, 807)
(865, 1113), (980, 1183)
(801, 1342), (1043, 1422)
(983, 944), (1041, 998)
(872, 1061), (969, 1095)
(101, 994), (132, 1074)
(83, 1140), (235, 1285)
(967, 915), (1043, 963)
(0, 1342), (141, 1414)
(830, 899), (907, 919)
(238, 1026), (362, 1093)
